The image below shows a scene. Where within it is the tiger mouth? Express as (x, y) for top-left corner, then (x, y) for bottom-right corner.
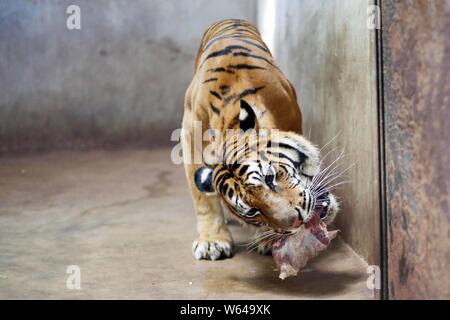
(265, 206), (326, 235)
(314, 205), (329, 220)
(276, 212), (331, 246)
(273, 202), (330, 235)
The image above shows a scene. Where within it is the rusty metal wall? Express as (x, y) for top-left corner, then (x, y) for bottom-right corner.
(382, 0), (450, 299)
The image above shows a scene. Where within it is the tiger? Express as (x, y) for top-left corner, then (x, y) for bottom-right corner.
(181, 19), (339, 260)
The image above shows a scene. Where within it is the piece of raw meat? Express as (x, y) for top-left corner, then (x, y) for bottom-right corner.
(272, 213), (338, 280)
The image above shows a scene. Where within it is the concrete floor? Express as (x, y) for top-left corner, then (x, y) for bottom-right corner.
(0, 148), (373, 299)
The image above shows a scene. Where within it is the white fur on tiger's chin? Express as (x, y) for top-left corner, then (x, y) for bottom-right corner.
(272, 222), (339, 280)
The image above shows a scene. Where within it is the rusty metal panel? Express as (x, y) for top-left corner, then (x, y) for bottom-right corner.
(382, 0), (450, 299)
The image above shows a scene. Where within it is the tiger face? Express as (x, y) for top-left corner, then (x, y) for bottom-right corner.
(194, 100), (339, 234)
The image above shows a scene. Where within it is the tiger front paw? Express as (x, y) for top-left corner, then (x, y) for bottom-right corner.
(192, 236), (233, 261)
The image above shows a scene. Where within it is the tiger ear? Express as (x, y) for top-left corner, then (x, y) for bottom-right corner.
(194, 167), (215, 193)
(239, 100), (257, 131)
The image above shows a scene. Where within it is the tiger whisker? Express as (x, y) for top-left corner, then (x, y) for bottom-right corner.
(316, 146), (342, 172)
(312, 180), (352, 197)
(311, 151), (356, 190)
(246, 234), (273, 247)
(310, 149), (347, 190)
(247, 233), (283, 253)
(318, 131), (342, 153)
(312, 161), (357, 193)
(312, 164), (350, 192)
(312, 147), (346, 183)
(246, 231), (276, 248)
(246, 229), (284, 252)
(247, 233), (277, 252)
(311, 163), (346, 190)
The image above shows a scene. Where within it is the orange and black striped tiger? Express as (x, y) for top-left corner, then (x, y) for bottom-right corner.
(182, 19), (339, 260)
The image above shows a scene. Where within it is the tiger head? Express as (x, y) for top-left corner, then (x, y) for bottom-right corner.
(194, 100), (339, 233)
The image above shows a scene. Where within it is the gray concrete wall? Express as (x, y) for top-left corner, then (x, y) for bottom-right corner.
(0, 0), (256, 153)
(258, 0), (379, 264)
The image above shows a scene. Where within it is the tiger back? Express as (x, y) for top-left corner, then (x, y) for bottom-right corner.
(185, 19), (302, 136)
